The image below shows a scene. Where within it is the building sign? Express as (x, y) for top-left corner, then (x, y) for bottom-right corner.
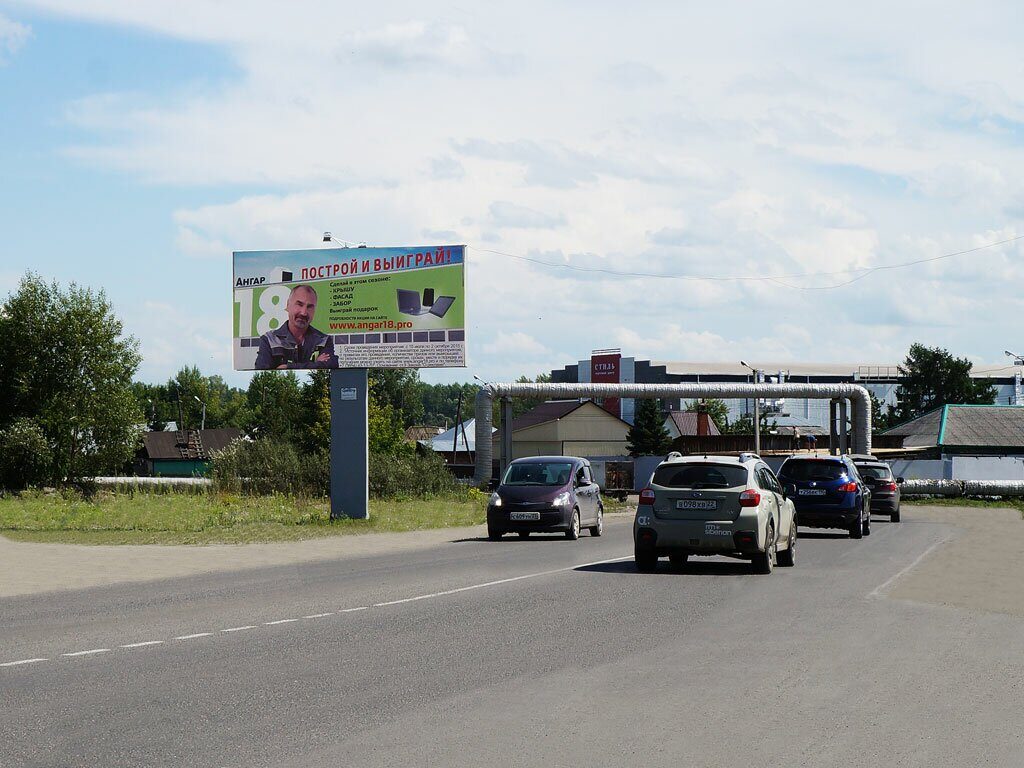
(591, 351), (622, 417)
(233, 245), (466, 370)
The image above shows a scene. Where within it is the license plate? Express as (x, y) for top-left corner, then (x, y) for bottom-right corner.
(509, 511), (541, 521)
(677, 499), (718, 510)
(799, 489), (827, 496)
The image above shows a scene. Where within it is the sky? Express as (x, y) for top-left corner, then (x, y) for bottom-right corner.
(1, 1), (1022, 387)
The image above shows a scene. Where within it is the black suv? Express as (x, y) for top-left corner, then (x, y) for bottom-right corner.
(851, 456), (903, 522)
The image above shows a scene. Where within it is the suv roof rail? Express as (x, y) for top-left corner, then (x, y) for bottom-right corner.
(737, 452), (761, 463)
(665, 451), (683, 461)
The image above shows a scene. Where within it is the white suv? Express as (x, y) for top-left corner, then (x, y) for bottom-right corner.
(633, 453), (796, 574)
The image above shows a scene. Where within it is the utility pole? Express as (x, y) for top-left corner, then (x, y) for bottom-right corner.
(740, 360), (760, 454)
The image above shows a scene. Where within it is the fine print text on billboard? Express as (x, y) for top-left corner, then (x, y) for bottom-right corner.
(233, 245), (466, 370)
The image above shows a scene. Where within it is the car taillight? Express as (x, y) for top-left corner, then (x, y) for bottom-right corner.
(839, 482), (858, 492)
(739, 489), (761, 507)
(639, 488), (656, 506)
(880, 481), (897, 492)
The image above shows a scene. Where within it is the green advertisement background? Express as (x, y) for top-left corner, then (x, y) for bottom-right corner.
(234, 263), (464, 337)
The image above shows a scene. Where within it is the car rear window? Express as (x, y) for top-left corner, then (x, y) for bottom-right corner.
(652, 463), (748, 489)
(779, 460), (848, 482)
(857, 465), (893, 481)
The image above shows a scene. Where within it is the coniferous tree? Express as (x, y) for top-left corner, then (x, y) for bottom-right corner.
(626, 398), (672, 457)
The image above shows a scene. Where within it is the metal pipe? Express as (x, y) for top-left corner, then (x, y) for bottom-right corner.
(839, 399), (848, 455)
(829, 399), (838, 455)
(473, 382), (873, 485)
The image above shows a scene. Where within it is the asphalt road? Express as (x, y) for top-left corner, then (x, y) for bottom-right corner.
(3, 511), (1023, 767)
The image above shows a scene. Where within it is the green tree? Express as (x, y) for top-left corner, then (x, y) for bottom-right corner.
(0, 273), (143, 485)
(723, 412), (778, 435)
(684, 398), (730, 432)
(868, 391), (895, 435)
(369, 369), (424, 427)
(247, 370), (303, 443)
(894, 343), (996, 421)
(626, 398), (672, 457)
(300, 369), (332, 454)
(0, 418), (52, 490)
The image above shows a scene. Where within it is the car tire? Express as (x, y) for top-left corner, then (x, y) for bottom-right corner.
(863, 516), (871, 536)
(635, 543), (658, 572)
(668, 552), (689, 570)
(752, 524), (776, 574)
(518, 531), (530, 539)
(778, 523), (796, 567)
(849, 517), (863, 539)
(589, 505), (604, 537)
(565, 509), (581, 540)
(891, 507), (901, 523)
(487, 526), (503, 541)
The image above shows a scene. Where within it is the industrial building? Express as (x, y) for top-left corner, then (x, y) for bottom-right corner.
(550, 350), (1024, 434)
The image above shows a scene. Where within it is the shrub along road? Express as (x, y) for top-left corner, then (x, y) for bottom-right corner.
(2, 506), (1023, 767)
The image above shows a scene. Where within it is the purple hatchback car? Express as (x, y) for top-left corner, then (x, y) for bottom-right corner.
(487, 456), (604, 540)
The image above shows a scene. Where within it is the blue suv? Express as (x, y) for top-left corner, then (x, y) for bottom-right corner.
(777, 456), (872, 539)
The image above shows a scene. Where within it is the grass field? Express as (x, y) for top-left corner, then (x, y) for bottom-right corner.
(903, 496), (1024, 517)
(0, 490), (634, 545)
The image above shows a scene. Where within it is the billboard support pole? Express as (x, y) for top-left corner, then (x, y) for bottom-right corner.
(330, 368), (369, 519)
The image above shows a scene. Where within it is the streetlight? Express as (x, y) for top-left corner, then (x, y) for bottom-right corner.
(1005, 350), (1024, 366)
(740, 360), (761, 455)
(193, 395), (206, 431)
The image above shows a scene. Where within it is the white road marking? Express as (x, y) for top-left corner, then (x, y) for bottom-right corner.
(869, 537), (951, 599)
(5, 555), (632, 667)
(372, 555), (633, 608)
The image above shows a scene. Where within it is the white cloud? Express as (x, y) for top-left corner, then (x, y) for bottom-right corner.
(13, 0), (1024, 382)
(0, 13), (30, 62)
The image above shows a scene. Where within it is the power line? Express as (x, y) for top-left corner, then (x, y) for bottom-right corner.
(469, 233), (1024, 291)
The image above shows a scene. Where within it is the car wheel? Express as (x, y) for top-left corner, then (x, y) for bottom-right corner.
(862, 515), (871, 536)
(668, 553), (689, 570)
(565, 509), (581, 540)
(778, 523), (796, 567)
(849, 517), (863, 539)
(518, 531), (530, 539)
(891, 507), (901, 523)
(589, 505), (604, 537)
(635, 543), (657, 572)
(753, 524), (776, 574)
(487, 526), (503, 541)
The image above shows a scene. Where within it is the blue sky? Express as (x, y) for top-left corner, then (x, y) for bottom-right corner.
(2, 2), (1023, 387)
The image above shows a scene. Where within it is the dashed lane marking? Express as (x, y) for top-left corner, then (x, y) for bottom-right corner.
(4, 555), (632, 669)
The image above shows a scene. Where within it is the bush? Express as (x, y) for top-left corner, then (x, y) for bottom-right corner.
(212, 438), (467, 499)
(369, 451), (467, 499)
(211, 438), (328, 496)
(0, 418), (52, 491)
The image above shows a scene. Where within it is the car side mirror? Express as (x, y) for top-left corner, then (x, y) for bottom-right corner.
(785, 484), (796, 498)
(897, 477), (905, 484)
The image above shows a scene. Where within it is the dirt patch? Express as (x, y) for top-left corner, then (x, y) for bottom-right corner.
(887, 505), (1024, 617)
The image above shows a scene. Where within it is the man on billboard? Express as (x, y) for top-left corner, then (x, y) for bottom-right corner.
(254, 284), (337, 369)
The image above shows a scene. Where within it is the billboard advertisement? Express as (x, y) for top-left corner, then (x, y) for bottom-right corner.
(233, 245), (466, 370)
(591, 351), (622, 417)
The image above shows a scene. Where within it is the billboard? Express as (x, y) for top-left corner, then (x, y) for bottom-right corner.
(591, 351), (621, 417)
(233, 245), (466, 370)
